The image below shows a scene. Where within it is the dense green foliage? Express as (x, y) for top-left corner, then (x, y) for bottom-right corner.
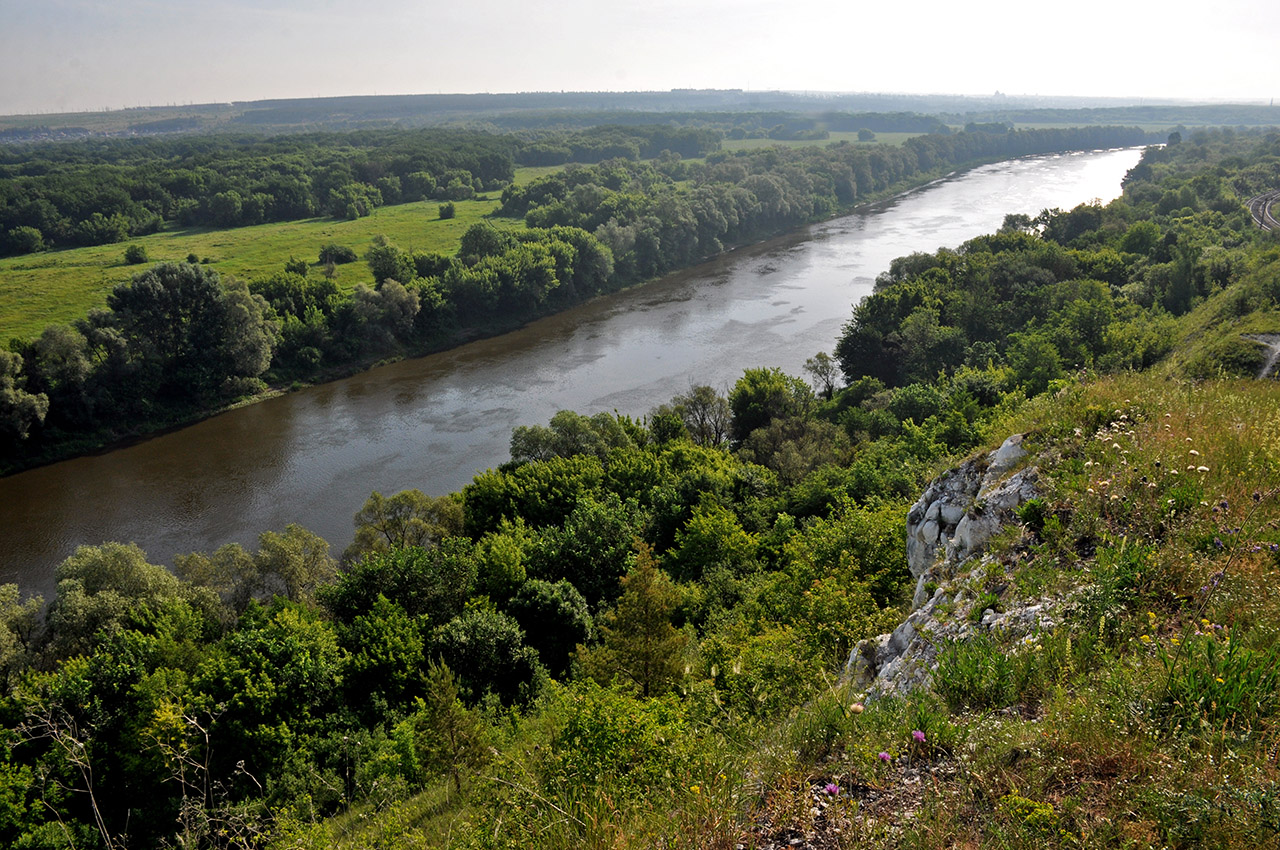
(837, 128), (1280, 390)
(3, 126), (1280, 848)
(3, 124), (1149, 473)
(499, 125), (1148, 281)
(0, 129), (517, 253)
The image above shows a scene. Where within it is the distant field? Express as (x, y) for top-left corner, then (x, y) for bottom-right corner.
(512, 165), (563, 185)
(0, 197), (520, 342)
(720, 131), (920, 151)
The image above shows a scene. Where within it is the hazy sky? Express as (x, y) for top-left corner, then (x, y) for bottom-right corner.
(1, 0), (1276, 115)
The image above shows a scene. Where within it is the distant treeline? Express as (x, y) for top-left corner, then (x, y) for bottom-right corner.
(0, 120), (1153, 257)
(2, 124), (1151, 471)
(951, 103), (1280, 128)
(0, 129), (518, 252)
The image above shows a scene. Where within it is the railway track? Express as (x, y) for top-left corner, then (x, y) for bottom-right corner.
(1248, 190), (1280, 231)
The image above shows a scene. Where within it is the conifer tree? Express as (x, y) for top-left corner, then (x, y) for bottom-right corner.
(590, 541), (687, 698)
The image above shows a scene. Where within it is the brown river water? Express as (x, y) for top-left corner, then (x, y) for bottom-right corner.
(0, 147), (1142, 599)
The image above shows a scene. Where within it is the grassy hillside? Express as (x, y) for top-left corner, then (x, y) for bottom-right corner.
(268, 375), (1280, 849)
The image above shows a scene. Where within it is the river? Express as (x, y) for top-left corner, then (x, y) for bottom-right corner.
(0, 147), (1143, 599)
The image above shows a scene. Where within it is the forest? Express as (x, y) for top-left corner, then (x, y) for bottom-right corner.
(0, 128), (1278, 847)
(2, 122), (1148, 472)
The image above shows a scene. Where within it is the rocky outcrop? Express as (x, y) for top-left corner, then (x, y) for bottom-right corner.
(847, 434), (1057, 698)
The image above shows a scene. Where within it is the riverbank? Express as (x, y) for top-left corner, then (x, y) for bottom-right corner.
(1, 145), (1147, 480)
(0, 147), (1144, 598)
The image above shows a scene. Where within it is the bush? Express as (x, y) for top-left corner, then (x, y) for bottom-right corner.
(438, 202), (456, 220)
(1156, 635), (1280, 733)
(318, 243), (357, 265)
(123, 244), (149, 264)
(284, 256), (308, 275)
(548, 681), (695, 796)
(1016, 497), (1049, 536)
(6, 225), (44, 254)
(933, 635), (1014, 712)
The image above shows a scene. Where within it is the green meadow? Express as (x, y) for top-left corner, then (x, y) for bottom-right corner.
(0, 196), (522, 343)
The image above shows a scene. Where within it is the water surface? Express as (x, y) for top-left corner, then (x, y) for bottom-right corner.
(0, 147), (1142, 598)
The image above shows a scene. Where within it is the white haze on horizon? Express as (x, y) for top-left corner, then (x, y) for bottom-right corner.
(0, 0), (1275, 116)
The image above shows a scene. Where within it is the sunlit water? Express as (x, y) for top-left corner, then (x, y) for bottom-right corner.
(0, 147), (1142, 598)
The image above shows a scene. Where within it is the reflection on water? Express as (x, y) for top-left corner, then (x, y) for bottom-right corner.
(0, 148), (1143, 598)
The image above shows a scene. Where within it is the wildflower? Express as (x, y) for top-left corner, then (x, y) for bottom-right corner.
(1216, 677), (1225, 684)
(878, 752), (891, 762)
(850, 702), (865, 715)
(912, 730), (926, 743)
(825, 783), (840, 796)
(690, 784), (700, 794)
(1140, 635), (1152, 643)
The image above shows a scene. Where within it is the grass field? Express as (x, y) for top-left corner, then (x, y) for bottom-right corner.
(0, 196), (528, 343)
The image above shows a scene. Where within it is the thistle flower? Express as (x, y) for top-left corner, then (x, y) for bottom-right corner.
(912, 730), (926, 743)
(824, 783), (840, 796)
(878, 751), (891, 762)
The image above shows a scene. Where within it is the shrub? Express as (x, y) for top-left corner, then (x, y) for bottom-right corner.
(284, 256), (309, 275)
(318, 243), (358, 265)
(1156, 634), (1280, 733)
(124, 244), (149, 264)
(933, 634), (1014, 712)
(1016, 497), (1049, 536)
(548, 681), (694, 795)
(439, 202), (456, 220)
(6, 225), (44, 254)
